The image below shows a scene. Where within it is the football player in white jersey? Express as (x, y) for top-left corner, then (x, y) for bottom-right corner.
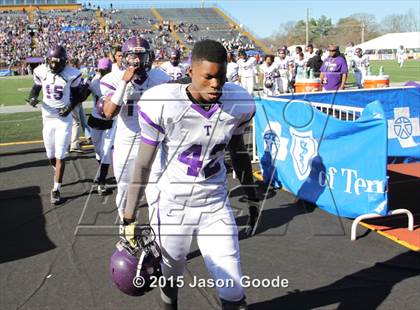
(274, 48), (293, 93)
(237, 50), (257, 95)
(351, 48), (369, 89)
(260, 54), (281, 96)
(159, 48), (187, 81)
(82, 58), (115, 195)
(121, 39), (260, 310)
(397, 45), (406, 68)
(27, 45), (82, 204)
(100, 37), (170, 219)
(226, 51), (239, 84)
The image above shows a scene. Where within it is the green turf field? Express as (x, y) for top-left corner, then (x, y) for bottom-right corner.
(0, 111), (43, 143)
(0, 76), (34, 106)
(368, 60), (420, 82)
(0, 76), (93, 106)
(0, 108), (92, 143)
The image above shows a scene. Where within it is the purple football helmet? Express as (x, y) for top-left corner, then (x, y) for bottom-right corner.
(110, 226), (161, 296)
(47, 45), (67, 74)
(121, 36), (153, 74)
(96, 96), (106, 117)
(264, 77), (274, 89)
(169, 48), (181, 66)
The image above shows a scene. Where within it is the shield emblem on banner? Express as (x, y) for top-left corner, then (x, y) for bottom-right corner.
(290, 128), (318, 180)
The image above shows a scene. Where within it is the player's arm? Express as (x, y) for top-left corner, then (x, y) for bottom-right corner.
(78, 76), (95, 103)
(57, 73), (83, 116)
(124, 141), (159, 221)
(228, 134), (258, 200)
(57, 85), (82, 117)
(228, 133), (260, 236)
(26, 84), (42, 107)
(27, 69), (43, 107)
(121, 141), (159, 248)
(103, 66), (136, 119)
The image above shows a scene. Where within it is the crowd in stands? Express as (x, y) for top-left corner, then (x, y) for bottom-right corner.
(0, 7), (260, 74)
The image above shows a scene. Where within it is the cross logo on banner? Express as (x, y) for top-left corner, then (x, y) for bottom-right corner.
(387, 107), (420, 148)
(262, 121), (289, 161)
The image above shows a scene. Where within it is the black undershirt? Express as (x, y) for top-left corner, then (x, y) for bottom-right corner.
(185, 86), (218, 112)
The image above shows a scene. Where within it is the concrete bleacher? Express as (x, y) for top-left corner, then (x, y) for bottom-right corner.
(104, 9), (156, 29)
(156, 8), (253, 48)
(158, 8), (228, 28)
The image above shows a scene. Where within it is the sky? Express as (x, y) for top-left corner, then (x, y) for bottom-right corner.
(87, 0), (420, 38)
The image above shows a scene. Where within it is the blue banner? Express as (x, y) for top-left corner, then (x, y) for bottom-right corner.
(274, 87), (420, 162)
(61, 26), (90, 32)
(255, 98), (388, 218)
(0, 69), (12, 77)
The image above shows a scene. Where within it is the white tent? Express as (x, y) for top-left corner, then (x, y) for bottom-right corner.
(355, 32), (420, 59)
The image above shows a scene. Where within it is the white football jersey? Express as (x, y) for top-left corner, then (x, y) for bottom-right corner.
(260, 62), (280, 81)
(351, 55), (369, 72)
(226, 61), (239, 82)
(112, 63), (124, 73)
(100, 68), (170, 145)
(237, 57), (257, 78)
(138, 82), (255, 206)
(33, 64), (82, 117)
(159, 61), (187, 81)
(274, 58), (291, 77)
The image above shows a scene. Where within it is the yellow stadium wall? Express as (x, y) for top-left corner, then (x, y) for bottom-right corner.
(0, 4), (81, 11)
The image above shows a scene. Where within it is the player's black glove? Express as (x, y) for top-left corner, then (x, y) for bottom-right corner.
(244, 196), (260, 237)
(57, 106), (72, 117)
(26, 97), (39, 107)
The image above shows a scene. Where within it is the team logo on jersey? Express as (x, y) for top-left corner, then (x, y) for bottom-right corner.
(262, 121), (288, 161)
(290, 128), (318, 181)
(387, 107), (419, 148)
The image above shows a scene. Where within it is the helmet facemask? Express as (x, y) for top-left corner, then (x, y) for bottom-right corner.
(48, 56), (66, 74)
(124, 51), (150, 79)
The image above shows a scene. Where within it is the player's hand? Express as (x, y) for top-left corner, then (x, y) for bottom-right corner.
(26, 97), (39, 107)
(119, 220), (139, 249)
(122, 66), (136, 82)
(57, 106), (72, 117)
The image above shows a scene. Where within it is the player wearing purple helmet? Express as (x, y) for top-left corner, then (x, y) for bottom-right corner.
(121, 39), (260, 310)
(100, 36), (170, 219)
(159, 48), (187, 81)
(27, 45), (82, 204)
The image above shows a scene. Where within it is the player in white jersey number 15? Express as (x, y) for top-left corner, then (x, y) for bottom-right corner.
(100, 37), (170, 220)
(119, 40), (260, 310)
(27, 45), (82, 204)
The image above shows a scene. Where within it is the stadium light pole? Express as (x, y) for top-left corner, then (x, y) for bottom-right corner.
(306, 8), (309, 46)
(361, 21), (365, 43)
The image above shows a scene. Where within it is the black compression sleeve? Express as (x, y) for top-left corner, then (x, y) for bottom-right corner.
(29, 84), (42, 99)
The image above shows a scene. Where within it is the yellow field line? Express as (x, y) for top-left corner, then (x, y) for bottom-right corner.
(359, 222), (419, 252)
(0, 140), (44, 147)
(0, 137), (93, 148)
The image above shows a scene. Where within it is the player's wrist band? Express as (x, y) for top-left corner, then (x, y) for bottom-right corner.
(123, 217), (136, 225)
(111, 80), (127, 106)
